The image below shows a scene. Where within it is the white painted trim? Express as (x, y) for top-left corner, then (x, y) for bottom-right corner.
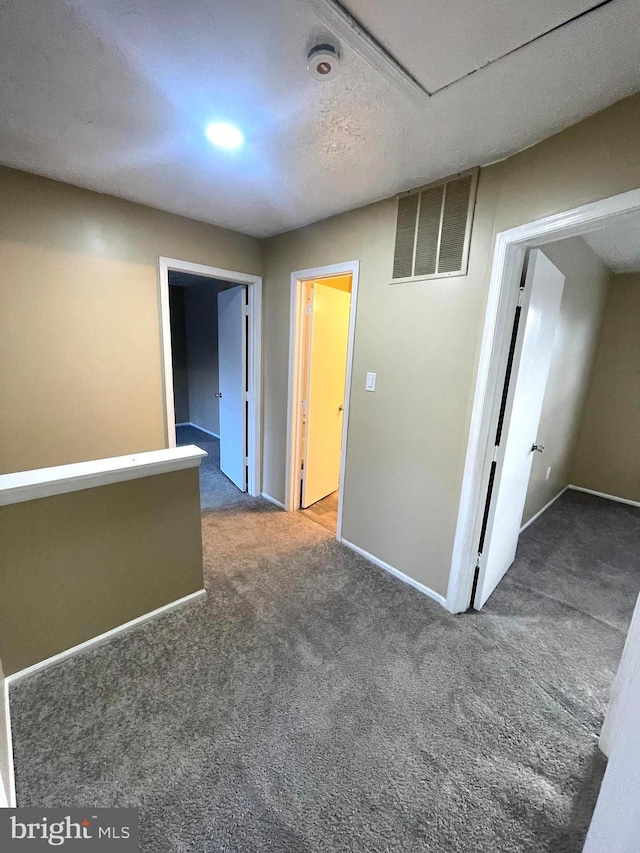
(0, 445), (206, 507)
(599, 592), (640, 760)
(6, 590), (206, 686)
(176, 422), (220, 439)
(519, 486), (568, 533)
(568, 485), (640, 509)
(158, 257), (263, 497)
(285, 272), (309, 513)
(160, 257), (261, 286)
(1, 589), (206, 806)
(340, 538), (447, 608)
(447, 187), (640, 614)
(284, 261), (360, 546)
(260, 492), (286, 510)
(336, 266), (359, 542)
(2, 678), (15, 807)
(247, 273), (263, 499)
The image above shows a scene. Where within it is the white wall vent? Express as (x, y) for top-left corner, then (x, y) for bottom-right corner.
(391, 168), (478, 283)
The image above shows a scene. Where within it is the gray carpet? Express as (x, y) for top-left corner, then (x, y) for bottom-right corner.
(10, 486), (640, 852)
(175, 425), (263, 512)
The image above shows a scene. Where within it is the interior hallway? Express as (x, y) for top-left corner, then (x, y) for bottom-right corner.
(10, 490), (639, 852)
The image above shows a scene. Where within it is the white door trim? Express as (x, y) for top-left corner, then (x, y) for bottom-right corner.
(446, 187), (640, 614)
(158, 257), (263, 497)
(285, 261), (360, 541)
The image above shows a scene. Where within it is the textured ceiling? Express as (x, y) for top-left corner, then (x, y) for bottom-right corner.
(583, 214), (640, 274)
(342, 0), (604, 93)
(0, 0), (639, 237)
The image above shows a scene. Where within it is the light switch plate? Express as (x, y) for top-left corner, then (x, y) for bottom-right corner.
(365, 372), (377, 392)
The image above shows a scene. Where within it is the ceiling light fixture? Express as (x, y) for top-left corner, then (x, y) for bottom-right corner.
(205, 122), (244, 150)
(307, 43), (340, 81)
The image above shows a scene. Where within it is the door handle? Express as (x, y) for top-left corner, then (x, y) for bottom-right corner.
(215, 392), (223, 398)
(531, 443), (545, 453)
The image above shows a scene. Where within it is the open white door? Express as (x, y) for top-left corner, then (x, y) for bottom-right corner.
(217, 285), (247, 491)
(474, 249), (565, 608)
(301, 282), (350, 508)
(584, 591), (640, 853)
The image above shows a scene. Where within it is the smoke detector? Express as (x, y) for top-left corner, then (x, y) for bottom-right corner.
(307, 43), (340, 81)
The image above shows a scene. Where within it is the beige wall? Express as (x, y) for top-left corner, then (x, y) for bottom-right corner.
(263, 173), (502, 596)
(3, 93), (640, 602)
(262, 93), (640, 598)
(0, 166), (261, 474)
(522, 238), (611, 524)
(0, 468), (204, 674)
(571, 273), (640, 502)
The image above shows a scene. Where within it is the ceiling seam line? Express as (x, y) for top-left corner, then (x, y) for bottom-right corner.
(430, 0), (620, 98)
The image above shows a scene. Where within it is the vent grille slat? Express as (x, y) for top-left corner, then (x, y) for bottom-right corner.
(391, 170), (476, 281)
(414, 185), (442, 277)
(438, 175), (473, 273)
(392, 194), (419, 279)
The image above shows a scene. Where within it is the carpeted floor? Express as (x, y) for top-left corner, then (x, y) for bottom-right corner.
(175, 425), (261, 512)
(10, 485), (640, 852)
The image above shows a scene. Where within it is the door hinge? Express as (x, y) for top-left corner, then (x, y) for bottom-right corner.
(517, 287), (524, 307)
(244, 456), (249, 465)
(244, 391), (250, 403)
(304, 301), (312, 316)
(244, 304), (250, 316)
(493, 445), (499, 462)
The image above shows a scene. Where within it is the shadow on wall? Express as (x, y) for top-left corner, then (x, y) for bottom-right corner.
(571, 273), (640, 504)
(169, 276), (226, 438)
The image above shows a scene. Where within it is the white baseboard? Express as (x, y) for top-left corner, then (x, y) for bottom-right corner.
(339, 538), (448, 609)
(6, 589), (206, 686)
(176, 422), (220, 439)
(261, 492), (285, 509)
(2, 588), (206, 809)
(569, 485), (640, 508)
(520, 486), (568, 533)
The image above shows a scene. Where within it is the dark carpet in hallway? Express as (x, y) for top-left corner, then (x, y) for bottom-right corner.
(10, 490), (640, 852)
(176, 424), (261, 512)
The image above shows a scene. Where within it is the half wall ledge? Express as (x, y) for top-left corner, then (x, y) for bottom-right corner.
(0, 445), (208, 505)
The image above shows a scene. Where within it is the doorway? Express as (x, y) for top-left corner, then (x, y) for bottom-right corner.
(285, 261), (359, 537)
(158, 257), (262, 498)
(448, 188), (640, 613)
